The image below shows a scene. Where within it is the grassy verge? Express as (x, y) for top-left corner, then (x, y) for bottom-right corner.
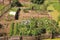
(0, 4), (5, 16)
(52, 2), (60, 12)
(0, 4), (5, 10)
(44, 38), (60, 40)
(47, 2), (60, 21)
(10, 7), (18, 11)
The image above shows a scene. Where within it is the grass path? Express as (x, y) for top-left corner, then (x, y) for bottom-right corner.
(44, 3), (60, 40)
(44, 38), (60, 40)
(47, 5), (59, 21)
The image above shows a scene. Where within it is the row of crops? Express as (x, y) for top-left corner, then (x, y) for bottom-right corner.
(9, 17), (60, 38)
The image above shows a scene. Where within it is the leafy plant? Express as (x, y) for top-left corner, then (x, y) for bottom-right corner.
(9, 22), (14, 36)
(14, 23), (20, 35)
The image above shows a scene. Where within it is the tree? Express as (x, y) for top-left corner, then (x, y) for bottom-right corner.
(31, 0), (45, 4)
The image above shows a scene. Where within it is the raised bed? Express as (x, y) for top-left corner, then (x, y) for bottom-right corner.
(0, 36), (41, 40)
(9, 36), (20, 40)
(22, 36), (41, 40)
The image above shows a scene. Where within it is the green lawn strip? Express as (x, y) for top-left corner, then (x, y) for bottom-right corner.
(23, 3), (40, 7)
(52, 2), (60, 12)
(0, 4), (5, 10)
(10, 7), (18, 12)
(44, 38), (60, 40)
(22, 3), (43, 11)
(0, 4), (5, 16)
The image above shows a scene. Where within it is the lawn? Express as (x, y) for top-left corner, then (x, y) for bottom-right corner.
(0, 4), (5, 16)
(47, 5), (59, 21)
(0, 4), (5, 10)
(10, 7), (18, 11)
(47, 2), (60, 26)
(52, 2), (60, 12)
(44, 38), (60, 40)
(47, 1), (60, 27)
